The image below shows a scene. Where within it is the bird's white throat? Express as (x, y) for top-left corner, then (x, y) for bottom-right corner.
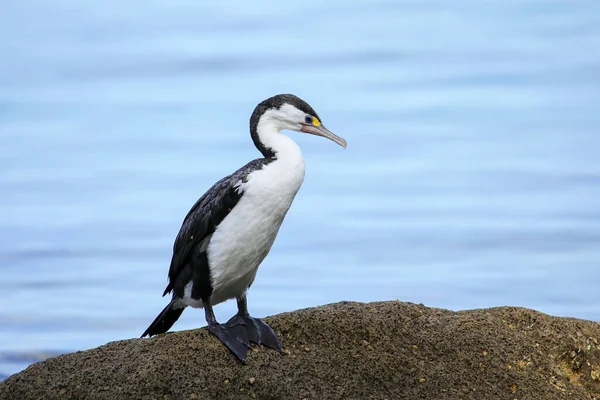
(255, 105), (307, 163)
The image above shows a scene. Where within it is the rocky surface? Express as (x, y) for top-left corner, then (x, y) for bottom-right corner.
(2, 301), (600, 399)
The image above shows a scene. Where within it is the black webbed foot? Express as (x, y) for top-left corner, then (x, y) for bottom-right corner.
(225, 314), (282, 352)
(207, 322), (250, 363)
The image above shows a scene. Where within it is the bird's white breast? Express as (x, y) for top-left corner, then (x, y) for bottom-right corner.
(204, 138), (305, 306)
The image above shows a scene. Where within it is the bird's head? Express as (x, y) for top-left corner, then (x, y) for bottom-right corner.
(250, 94), (347, 149)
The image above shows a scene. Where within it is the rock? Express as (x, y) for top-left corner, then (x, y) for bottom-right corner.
(1, 301), (600, 400)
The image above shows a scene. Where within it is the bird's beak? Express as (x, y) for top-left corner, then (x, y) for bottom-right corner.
(300, 124), (347, 149)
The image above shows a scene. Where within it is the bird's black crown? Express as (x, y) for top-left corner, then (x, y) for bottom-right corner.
(253, 94), (320, 121)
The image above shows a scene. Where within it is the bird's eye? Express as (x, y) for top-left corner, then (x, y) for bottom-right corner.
(304, 115), (312, 124)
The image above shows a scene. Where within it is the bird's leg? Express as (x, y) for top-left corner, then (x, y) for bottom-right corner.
(204, 300), (250, 363)
(224, 295), (283, 352)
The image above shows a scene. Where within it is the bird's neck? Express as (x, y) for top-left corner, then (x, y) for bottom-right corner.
(253, 122), (303, 164)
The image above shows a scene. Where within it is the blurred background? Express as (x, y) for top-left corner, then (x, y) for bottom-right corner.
(1, 0), (599, 380)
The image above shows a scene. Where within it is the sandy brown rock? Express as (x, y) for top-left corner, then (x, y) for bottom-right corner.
(2, 301), (600, 400)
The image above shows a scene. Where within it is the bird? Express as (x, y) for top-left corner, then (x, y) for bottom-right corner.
(141, 93), (346, 362)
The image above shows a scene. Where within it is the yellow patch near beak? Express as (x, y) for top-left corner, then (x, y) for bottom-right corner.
(312, 117), (321, 127)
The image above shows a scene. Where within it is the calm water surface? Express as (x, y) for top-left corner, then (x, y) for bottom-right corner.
(1, 0), (600, 379)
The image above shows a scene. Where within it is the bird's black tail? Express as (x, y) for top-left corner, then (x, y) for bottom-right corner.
(141, 300), (185, 338)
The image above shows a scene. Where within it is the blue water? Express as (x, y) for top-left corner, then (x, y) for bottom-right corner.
(1, 0), (600, 380)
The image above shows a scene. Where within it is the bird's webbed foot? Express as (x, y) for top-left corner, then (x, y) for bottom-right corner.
(224, 314), (282, 352)
(207, 322), (251, 363)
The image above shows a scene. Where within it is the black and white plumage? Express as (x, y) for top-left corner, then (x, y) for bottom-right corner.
(141, 94), (346, 362)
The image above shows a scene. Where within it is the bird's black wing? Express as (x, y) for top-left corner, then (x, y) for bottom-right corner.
(162, 159), (269, 297)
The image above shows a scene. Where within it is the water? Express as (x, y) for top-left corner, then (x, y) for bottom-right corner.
(1, 0), (599, 380)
